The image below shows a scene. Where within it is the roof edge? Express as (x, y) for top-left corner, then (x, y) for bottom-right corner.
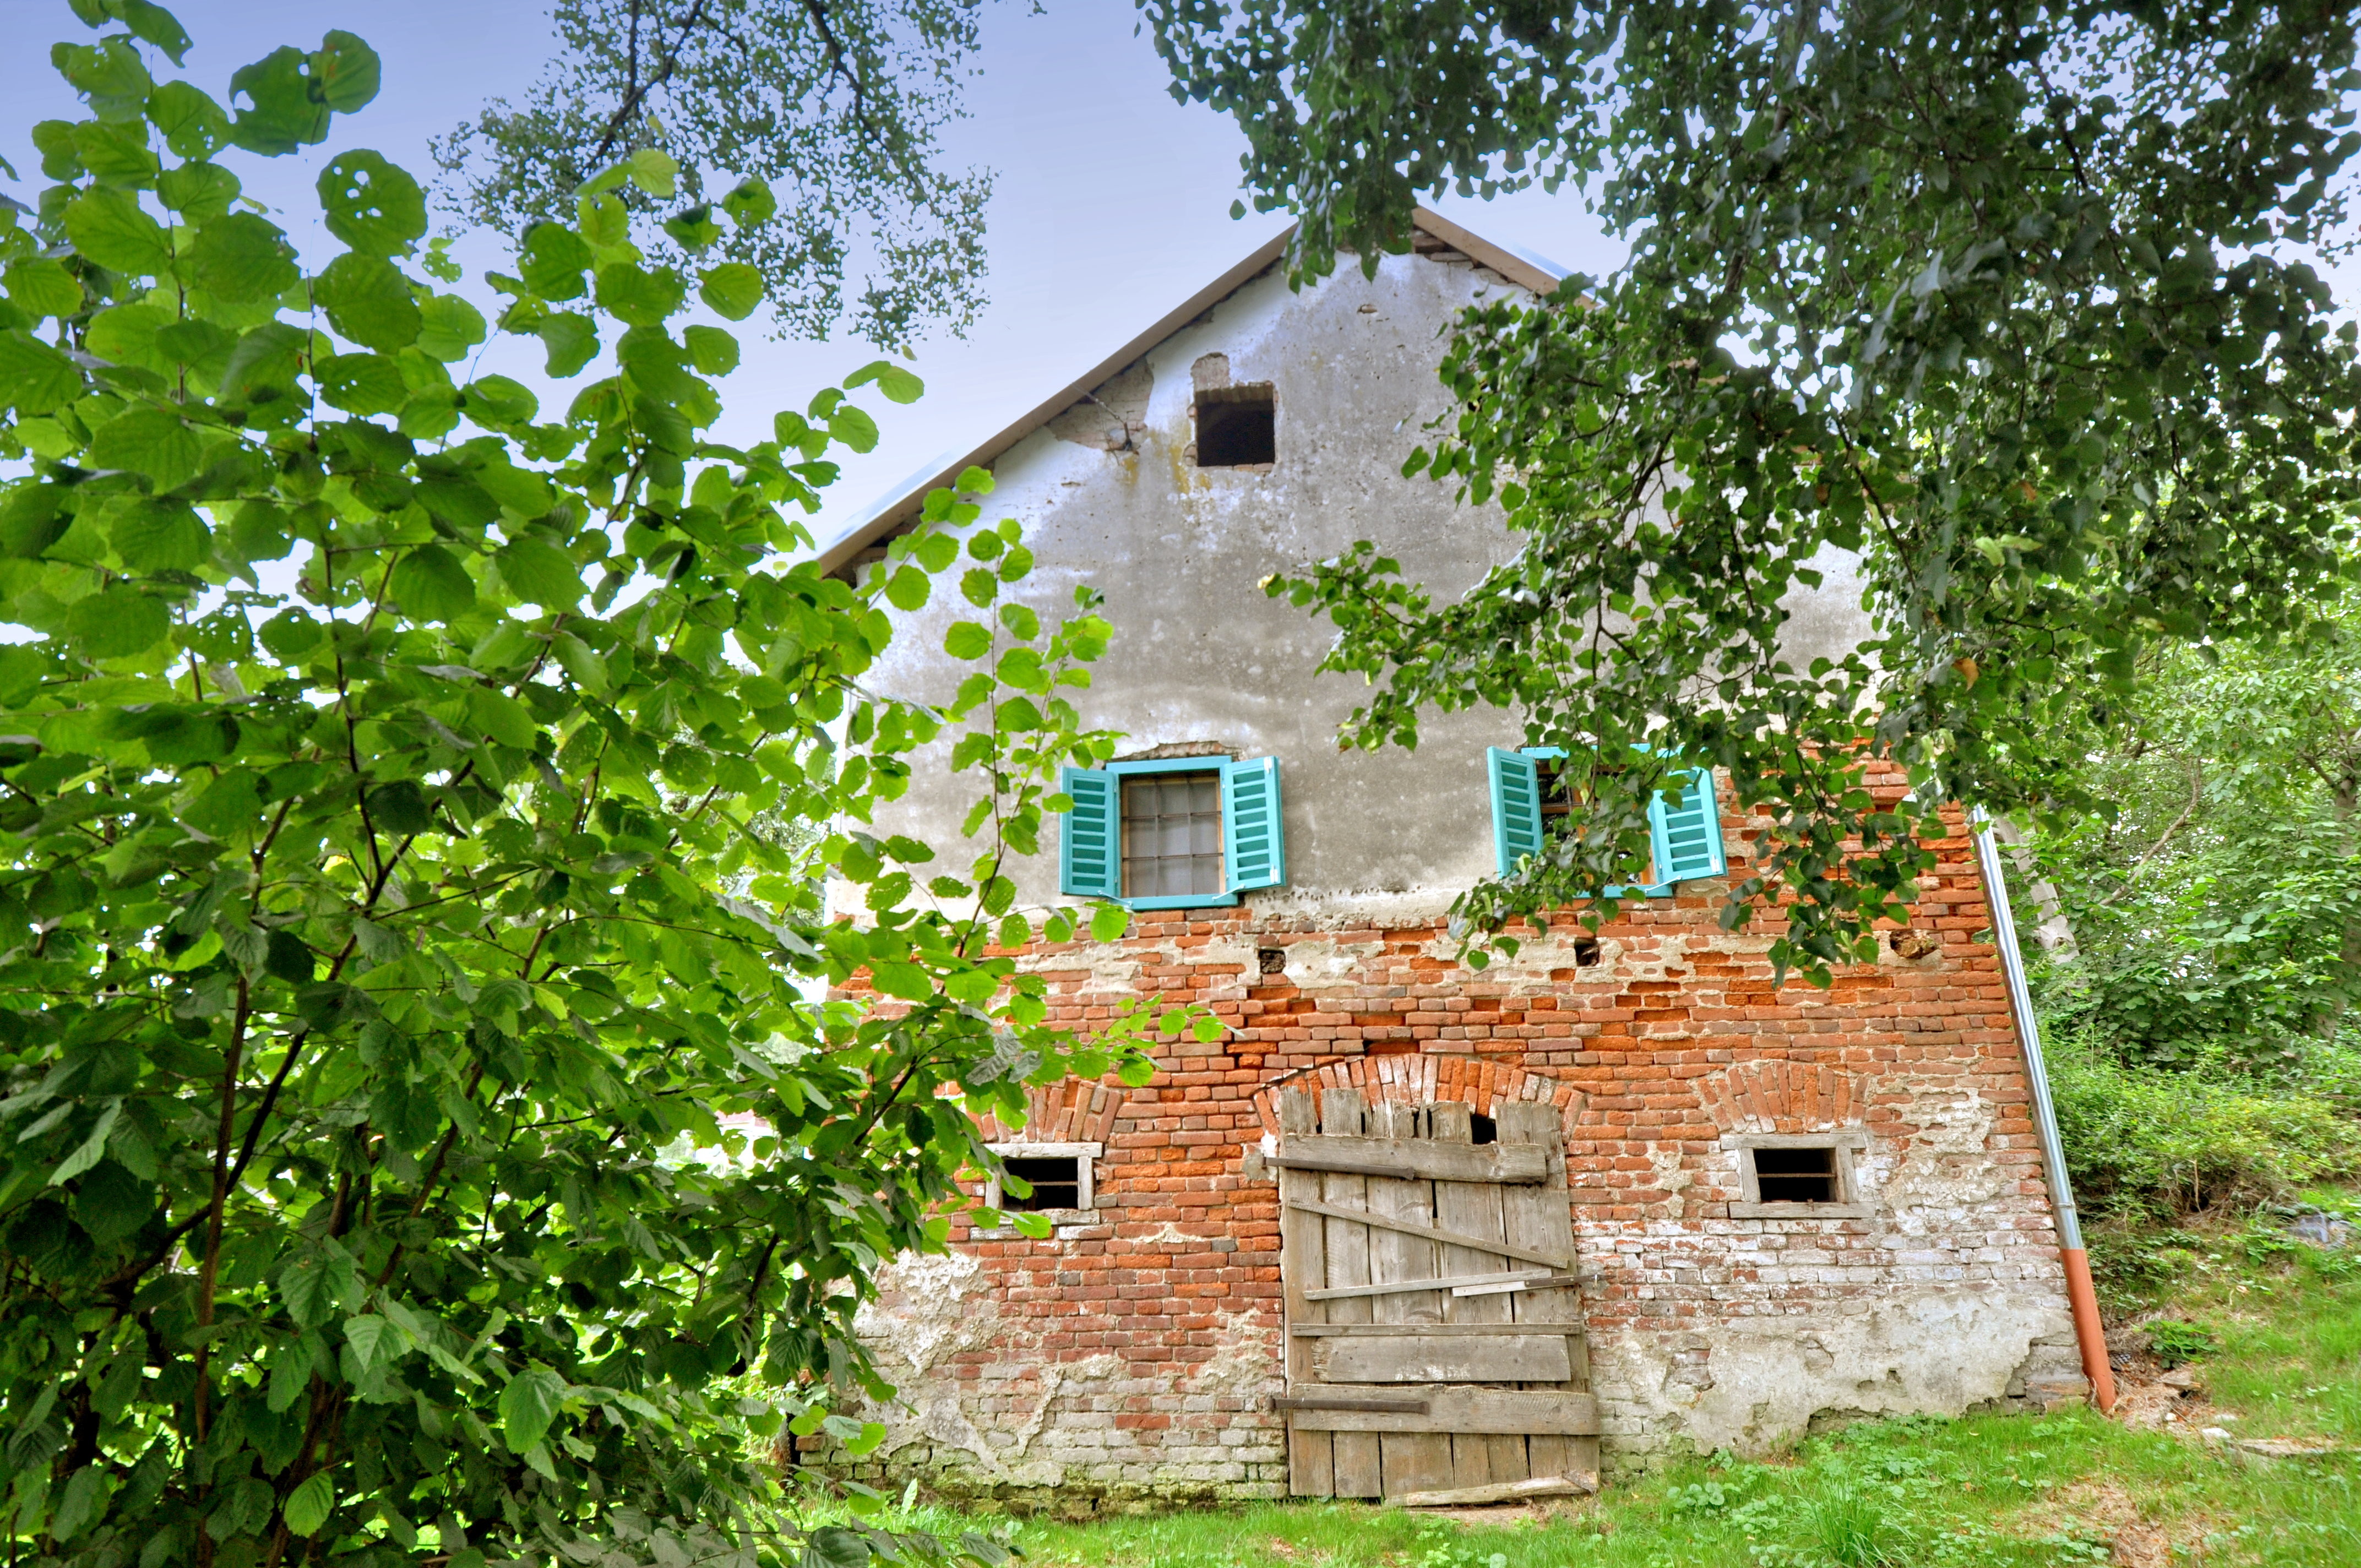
(812, 206), (1560, 578)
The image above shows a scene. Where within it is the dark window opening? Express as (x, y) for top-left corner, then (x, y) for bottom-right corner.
(1258, 947), (1287, 974)
(1195, 384), (1275, 467)
(1122, 771), (1224, 899)
(1000, 1156), (1082, 1212)
(1753, 1146), (1839, 1204)
(1469, 1113), (1498, 1146)
(1571, 936), (1603, 967)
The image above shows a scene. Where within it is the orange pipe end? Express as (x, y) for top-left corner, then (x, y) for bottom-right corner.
(2060, 1246), (2117, 1413)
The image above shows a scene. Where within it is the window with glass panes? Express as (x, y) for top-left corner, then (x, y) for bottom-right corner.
(1120, 771), (1225, 899)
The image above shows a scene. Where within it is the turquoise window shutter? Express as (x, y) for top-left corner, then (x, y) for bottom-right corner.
(1222, 757), (1286, 891)
(1488, 747), (1544, 876)
(1059, 766), (1120, 899)
(1647, 766), (1727, 885)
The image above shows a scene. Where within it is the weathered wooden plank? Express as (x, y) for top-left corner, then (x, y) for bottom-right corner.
(1497, 1099), (1589, 1482)
(1277, 1088), (1331, 1498)
(1388, 1473), (1601, 1509)
(1367, 1101), (1453, 1497)
(1286, 1389), (1601, 1436)
(1271, 1392), (1428, 1413)
(1431, 1102), (1527, 1486)
(1291, 1322), (1591, 1338)
(1303, 1268), (1549, 1302)
(1320, 1089), (1380, 1500)
(1324, 1335), (1573, 1385)
(1280, 1197), (1570, 1269)
(1272, 1136), (1549, 1185)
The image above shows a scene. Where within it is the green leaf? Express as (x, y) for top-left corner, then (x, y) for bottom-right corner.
(720, 177), (777, 228)
(49, 1102), (121, 1186)
(48, 1465), (110, 1544)
(315, 252), (420, 351)
(366, 778), (434, 836)
(829, 405), (879, 453)
(227, 46), (330, 153)
(536, 312), (599, 377)
(519, 222), (592, 301)
(390, 544), (476, 621)
(156, 160), (240, 222)
(470, 688), (538, 748)
(697, 262), (763, 321)
(683, 324), (738, 375)
(312, 30), (382, 113)
(313, 351), (407, 416)
(810, 1527), (872, 1568)
(112, 498), (210, 571)
(117, 1), (194, 64)
(343, 1313), (393, 1371)
(1089, 905), (1130, 943)
(944, 622), (993, 660)
(495, 535), (585, 609)
(277, 1257), (332, 1327)
(416, 294), (487, 361)
(282, 1472), (334, 1537)
(146, 80), (229, 158)
(846, 359), (924, 404)
(596, 262), (687, 328)
(0, 330), (86, 415)
(186, 211), (298, 303)
(70, 119), (159, 188)
(500, 1364), (568, 1456)
(63, 187), (172, 276)
(88, 407), (203, 491)
(64, 586), (170, 657)
(627, 147), (678, 197)
(884, 566), (929, 611)
(316, 150), (426, 255)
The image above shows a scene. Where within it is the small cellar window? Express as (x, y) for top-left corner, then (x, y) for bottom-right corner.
(1000, 1156), (1082, 1211)
(1729, 1133), (1869, 1218)
(1751, 1146), (1838, 1203)
(984, 1141), (1101, 1220)
(1195, 384), (1275, 467)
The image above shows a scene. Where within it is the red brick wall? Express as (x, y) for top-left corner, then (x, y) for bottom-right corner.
(829, 795), (2086, 1504)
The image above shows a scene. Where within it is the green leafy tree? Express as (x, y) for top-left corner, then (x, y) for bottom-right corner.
(431, 0), (994, 348)
(0, 7), (1183, 1567)
(1140, 0), (2361, 979)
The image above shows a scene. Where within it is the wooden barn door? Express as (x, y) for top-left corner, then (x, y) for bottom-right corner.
(1273, 1087), (1598, 1500)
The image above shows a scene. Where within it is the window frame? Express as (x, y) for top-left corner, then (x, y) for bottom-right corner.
(1726, 1131), (1871, 1219)
(1108, 755), (1236, 910)
(982, 1140), (1102, 1220)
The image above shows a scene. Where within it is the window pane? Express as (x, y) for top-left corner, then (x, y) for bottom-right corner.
(1122, 770), (1225, 900)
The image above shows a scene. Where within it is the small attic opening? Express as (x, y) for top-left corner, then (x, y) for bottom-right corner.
(1195, 383), (1275, 468)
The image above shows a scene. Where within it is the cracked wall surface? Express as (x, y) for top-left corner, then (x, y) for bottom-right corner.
(822, 235), (2075, 1505)
(825, 786), (2085, 1501)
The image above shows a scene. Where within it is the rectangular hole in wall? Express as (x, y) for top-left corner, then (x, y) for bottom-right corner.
(1753, 1146), (1838, 1204)
(1195, 383), (1275, 467)
(1000, 1155), (1082, 1212)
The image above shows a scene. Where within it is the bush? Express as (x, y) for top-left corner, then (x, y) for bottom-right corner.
(2046, 1026), (2361, 1219)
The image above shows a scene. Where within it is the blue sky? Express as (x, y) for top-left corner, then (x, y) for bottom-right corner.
(1, 0), (1624, 555)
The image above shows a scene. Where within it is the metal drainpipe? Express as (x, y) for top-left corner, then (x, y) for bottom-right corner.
(1970, 810), (2117, 1412)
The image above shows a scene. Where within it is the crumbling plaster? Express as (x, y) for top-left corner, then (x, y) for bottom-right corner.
(844, 248), (1875, 918)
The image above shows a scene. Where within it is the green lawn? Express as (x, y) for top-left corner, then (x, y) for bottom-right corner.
(815, 1224), (2361, 1568)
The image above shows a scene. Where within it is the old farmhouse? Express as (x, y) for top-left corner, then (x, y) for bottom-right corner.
(813, 209), (2092, 1505)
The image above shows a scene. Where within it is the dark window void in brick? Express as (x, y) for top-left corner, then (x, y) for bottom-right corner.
(1122, 771), (1224, 899)
(1196, 384), (1275, 467)
(1470, 1113), (1498, 1146)
(1000, 1156), (1081, 1211)
(1754, 1145), (1839, 1203)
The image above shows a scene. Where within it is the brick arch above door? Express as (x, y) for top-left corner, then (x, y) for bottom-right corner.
(1692, 1059), (1867, 1134)
(1250, 1053), (1586, 1142)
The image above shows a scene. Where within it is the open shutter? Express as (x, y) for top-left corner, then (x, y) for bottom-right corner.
(1059, 766), (1120, 900)
(1488, 747), (1544, 877)
(1222, 756), (1286, 891)
(1647, 766), (1726, 885)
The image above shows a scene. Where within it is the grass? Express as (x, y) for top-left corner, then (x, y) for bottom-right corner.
(809, 1211), (2361, 1568)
